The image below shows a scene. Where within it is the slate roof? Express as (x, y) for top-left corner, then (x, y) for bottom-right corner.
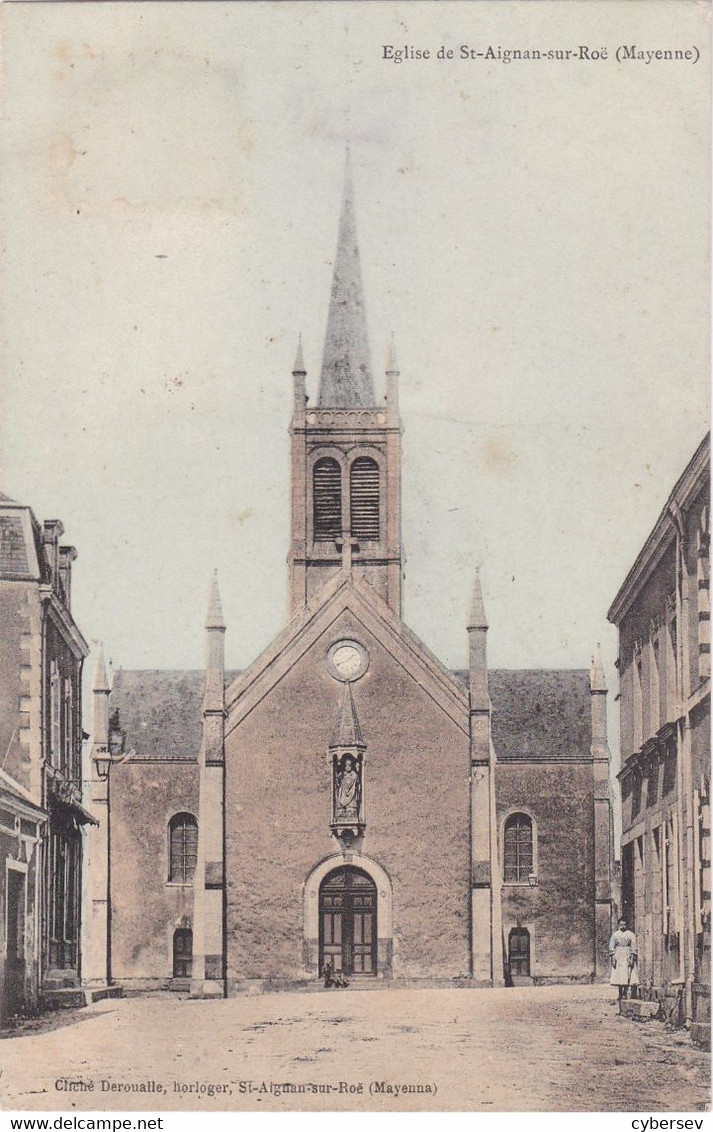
(111, 667), (591, 763)
(453, 668), (591, 761)
(110, 669), (240, 761)
(318, 158), (375, 408)
(0, 514), (31, 575)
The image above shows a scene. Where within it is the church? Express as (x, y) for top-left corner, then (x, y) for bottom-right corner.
(84, 167), (614, 995)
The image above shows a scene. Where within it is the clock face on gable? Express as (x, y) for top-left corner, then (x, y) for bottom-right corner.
(326, 639), (369, 683)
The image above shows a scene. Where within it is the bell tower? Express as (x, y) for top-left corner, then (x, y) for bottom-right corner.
(288, 159), (403, 617)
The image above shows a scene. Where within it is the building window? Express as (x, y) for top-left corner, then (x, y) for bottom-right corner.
(350, 457), (380, 541)
(663, 813), (680, 937)
(633, 642), (643, 750)
(62, 677), (73, 776)
(169, 814), (198, 884)
(49, 661), (61, 766)
(697, 783), (711, 933)
(650, 632), (660, 734)
(173, 928), (193, 978)
(503, 813), (534, 884)
(313, 458), (342, 540)
(697, 515), (710, 681)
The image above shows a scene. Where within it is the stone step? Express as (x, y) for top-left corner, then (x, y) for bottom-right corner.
(41, 984), (124, 1011)
(619, 999), (662, 1022)
(88, 985), (124, 1003)
(42, 976), (80, 991)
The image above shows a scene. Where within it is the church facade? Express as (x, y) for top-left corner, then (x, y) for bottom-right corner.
(86, 170), (613, 994)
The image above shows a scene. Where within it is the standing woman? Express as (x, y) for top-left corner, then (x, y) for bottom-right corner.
(609, 916), (639, 1000)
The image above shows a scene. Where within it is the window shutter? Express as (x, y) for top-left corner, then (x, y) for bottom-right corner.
(50, 662), (61, 765)
(350, 457), (380, 541)
(313, 458), (342, 540)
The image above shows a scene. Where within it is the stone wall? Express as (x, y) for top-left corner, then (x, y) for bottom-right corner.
(496, 761), (597, 980)
(110, 760), (199, 982)
(0, 584), (41, 796)
(225, 608), (471, 985)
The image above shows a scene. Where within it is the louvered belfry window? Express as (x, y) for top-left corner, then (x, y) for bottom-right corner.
(503, 813), (534, 883)
(169, 813), (198, 884)
(350, 457), (380, 541)
(313, 458), (342, 540)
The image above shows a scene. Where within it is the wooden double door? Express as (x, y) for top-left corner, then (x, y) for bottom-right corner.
(319, 866), (377, 977)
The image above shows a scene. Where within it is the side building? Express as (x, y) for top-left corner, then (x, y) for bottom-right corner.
(0, 493), (92, 1023)
(608, 434), (710, 1048)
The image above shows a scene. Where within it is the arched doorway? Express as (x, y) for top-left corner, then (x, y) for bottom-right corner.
(173, 928), (193, 978)
(319, 866), (377, 977)
(508, 927), (531, 980)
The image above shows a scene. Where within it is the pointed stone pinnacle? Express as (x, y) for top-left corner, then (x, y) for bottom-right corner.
(330, 682), (365, 748)
(590, 645), (607, 693)
(93, 647), (110, 693)
(205, 569), (226, 631)
(385, 333), (400, 375)
(292, 334), (306, 376)
(467, 567), (489, 630)
(318, 157), (375, 408)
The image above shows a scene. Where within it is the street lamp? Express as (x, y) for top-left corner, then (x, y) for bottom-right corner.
(94, 753), (112, 783)
(93, 746), (113, 985)
(93, 725), (125, 986)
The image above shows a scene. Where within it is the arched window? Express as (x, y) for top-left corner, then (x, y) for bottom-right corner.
(350, 457), (380, 541)
(503, 813), (534, 884)
(313, 458), (342, 540)
(169, 813), (198, 884)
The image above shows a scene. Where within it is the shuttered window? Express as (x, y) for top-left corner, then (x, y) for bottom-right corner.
(350, 457), (380, 541)
(50, 661), (61, 766)
(313, 458), (342, 540)
(169, 813), (198, 884)
(503, 813), (534, 883)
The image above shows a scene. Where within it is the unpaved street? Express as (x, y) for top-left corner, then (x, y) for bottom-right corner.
(0, 985), (709, 1112)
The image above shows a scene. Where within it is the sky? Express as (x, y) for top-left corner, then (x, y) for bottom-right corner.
(0, 1), (709, 762)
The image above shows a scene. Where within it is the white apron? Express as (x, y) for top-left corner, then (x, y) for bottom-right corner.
(609, 929), (639, 986)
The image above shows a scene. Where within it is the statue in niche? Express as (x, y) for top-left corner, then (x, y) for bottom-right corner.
(335, 755), (361, 820)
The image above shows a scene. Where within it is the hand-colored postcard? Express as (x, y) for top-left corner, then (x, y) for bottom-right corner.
(0, 0), (709, 1118)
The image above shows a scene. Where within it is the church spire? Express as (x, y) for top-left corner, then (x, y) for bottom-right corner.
(468, 567), (489, 631)
(93, 645), (110, 694)
(318, 154), (375, 408)
(385, 333), (399, 375)
(292, 333), (306, 377)
(205, 569), (226, 632)
(590, 644), (607, 693)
